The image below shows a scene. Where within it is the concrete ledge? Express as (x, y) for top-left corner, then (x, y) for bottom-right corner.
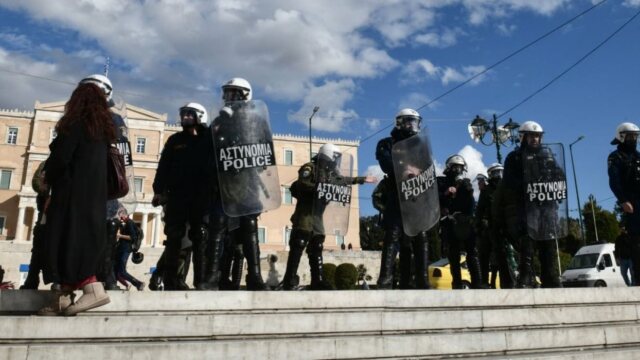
(4, 288), (640, 315)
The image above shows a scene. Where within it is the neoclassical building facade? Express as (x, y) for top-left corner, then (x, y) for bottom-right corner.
(0, 102), (362, 251)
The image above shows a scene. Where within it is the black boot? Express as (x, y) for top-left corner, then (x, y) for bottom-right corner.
(517, 236), (535, 288)
(202, 216), (227, 290)
(148, 249), (166, 291)
(538, 240), (562, 288)
(241, 216), (268, 291)
(466, 251), (486, 289)
(377, 226), (400, 289)
(413, 232), (430, 289)
(229, 250), (244, 290)
(280, 230), (308, 290)
(398, 239), (413, 289)
(100, 219), (120, 290)
(307, 235), (332, 290)
(162, 228), (186, 291)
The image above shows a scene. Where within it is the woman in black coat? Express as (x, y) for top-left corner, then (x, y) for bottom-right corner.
(39, 82), (116, 316)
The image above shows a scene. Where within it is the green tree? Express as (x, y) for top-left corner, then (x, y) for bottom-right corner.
(582, 195), (620, 244)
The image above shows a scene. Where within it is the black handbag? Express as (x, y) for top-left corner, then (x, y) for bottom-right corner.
(107, 144), (129, 200)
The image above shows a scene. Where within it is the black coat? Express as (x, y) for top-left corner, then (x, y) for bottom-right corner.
(43, 122), (108, 285)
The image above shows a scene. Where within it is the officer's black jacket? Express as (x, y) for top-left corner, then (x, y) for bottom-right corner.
(437, 174), (475, 216)
(375, 128), (415, 223)
(608, 144), (640, 204)
(475, 181), (498, 227)
(153, 129), (212, 199)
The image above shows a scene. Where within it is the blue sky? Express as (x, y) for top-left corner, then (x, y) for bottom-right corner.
(0, 0), (639, 218)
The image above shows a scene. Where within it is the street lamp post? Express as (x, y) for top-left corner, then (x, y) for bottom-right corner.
(468, 114), (520, 163)
(569, 135), (586, 245)
(308, 106), (319, 161)
(589, 195), (599, 243)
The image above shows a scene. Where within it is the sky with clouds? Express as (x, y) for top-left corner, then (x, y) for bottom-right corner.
(1, 0), (639, 218)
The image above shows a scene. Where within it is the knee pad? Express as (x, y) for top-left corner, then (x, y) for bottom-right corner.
(165, 223), (186, 240)
(306, 235), (325, 255)
(188, 224), (208, 242)
(289, 233), (309, 251)
(209, 214), (228, 233)
(240, 215), (258, 231)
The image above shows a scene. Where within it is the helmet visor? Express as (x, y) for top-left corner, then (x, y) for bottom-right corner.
(396, 116), (421, 133)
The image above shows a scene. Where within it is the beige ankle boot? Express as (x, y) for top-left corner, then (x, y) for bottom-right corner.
(37, 292), (75, 316)
(63, 282), (110, 316)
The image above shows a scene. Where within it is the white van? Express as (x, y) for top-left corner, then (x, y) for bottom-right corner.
(561, 243), (627, 288)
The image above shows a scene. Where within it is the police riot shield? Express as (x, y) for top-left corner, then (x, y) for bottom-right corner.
(311, 153), (354, 236)
(108, 99), (137, 215)
(523, 143), (569, 241)
(392, 129), (440, 236)
(212, 100), (281, 217)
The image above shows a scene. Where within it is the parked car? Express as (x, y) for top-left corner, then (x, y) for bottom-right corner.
(561, 243), (626, 288)
(428, 255), (501, 289)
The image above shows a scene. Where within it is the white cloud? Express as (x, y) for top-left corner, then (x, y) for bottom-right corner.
(623, 0), (640, 7)
(414, 28), (464, 48)
(458, 145), (488, 198)
(365, 165), (385, 184)
(462, 0), (570, 25)
(287, 79), (358, 132)
(496, 23), (517, 36)
(366, 118), (381, 131)
(405, 60), (488, 86)
(0, 0), (572, 130)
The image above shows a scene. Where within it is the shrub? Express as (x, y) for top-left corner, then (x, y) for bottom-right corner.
(335, 263), (358, 290)
(323, 263), (337, 289)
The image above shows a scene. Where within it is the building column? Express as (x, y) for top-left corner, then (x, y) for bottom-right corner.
(29, 207), (37, 241)
(152, 212), (161, 247)
(140, 212), (149, 246)
(15, 206), (26, 241)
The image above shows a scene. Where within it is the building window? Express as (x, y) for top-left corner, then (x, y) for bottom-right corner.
(136, 137), (146, 154)
(284, 149), (293, 165)
(6, 127), (18, 145)
(258, 227), (266, 244)
(0, 169), (11, 189)
(283, 186), (292, 204)
(335, 230), (345, 246)
(50, 129), (58, 143)
(134, 177), (144, 193)
(0, 216), (5, 235)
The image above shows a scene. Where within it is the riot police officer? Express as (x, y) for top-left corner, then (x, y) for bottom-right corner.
(152, 103), (212, 290)
(375, 109), (435, 289)
(476, 163), (513, 288)
(438, 155), (483, 289)
(501, 121), (563, 288)
(608, 122), (640, 286)
(211, 78), (276, 291)
(280, 143), (374, 290)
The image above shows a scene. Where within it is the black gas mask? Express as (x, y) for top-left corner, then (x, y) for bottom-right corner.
(395, 115), (421, 139)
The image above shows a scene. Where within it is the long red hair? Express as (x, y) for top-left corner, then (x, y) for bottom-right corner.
(56, 83), (116, 142)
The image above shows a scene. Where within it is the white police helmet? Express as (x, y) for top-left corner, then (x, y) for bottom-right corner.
(487, 163), (504, 179)
(179, 102), (208, 125)
(79, 74), (113, 101)
(318, 143), (342, 163)
(222, 77), (252, 102)
(394, 108), (421, 133)
(475, 173), (488, 183)
(445, 154), (467, 171)
(518, 121), (544, 143)
(615, 122), (640, 143)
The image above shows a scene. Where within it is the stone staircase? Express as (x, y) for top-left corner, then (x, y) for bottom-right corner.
(1, 288), (640, 359)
